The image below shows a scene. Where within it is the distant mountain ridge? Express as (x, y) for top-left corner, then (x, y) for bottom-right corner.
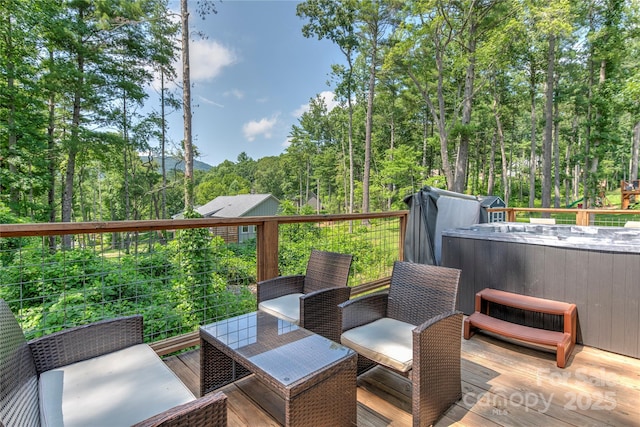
(139, 155), (213, 172)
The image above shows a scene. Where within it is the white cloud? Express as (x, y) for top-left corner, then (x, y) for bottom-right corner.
(149, 39), (237, 92)
(292, 91), (339, 118)
(224, 89), (245, 100)
(190, 40), (237, 82)
(292, 103), (308, 118)
(320, 91), (340, 111)
(242, 114), (279, 142)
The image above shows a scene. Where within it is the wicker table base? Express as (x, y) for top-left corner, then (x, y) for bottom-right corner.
(200, 311), (357, 427)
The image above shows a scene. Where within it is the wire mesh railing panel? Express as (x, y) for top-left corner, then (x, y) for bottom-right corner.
(508, 209), (640, 227)
(277, 217), (401, 286)
(590, 213), (640, 227)
(0, 229), (257, 342)
(0, 214), (405, 346)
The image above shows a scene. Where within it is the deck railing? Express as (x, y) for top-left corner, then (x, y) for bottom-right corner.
(4, 206), (640, 355)
(490, 207), (640, 226)
(0, 212), (407, 354)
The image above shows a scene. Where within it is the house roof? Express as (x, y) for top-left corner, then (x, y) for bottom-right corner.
(196, 194), (277, 218)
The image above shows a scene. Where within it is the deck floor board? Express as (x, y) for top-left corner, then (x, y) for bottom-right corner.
(164, 332), (640, 426)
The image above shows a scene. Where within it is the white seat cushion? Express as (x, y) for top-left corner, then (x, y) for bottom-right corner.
(258, 293), (303, 324)
(341, 317), (415, 372)
(39, 344), (195, 427)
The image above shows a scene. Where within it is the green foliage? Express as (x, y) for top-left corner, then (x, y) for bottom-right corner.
(0, 218), (260, 339)
(0, 244), (181, 339)
(0, 204), (33, 265)
(4, 1), (640, 220)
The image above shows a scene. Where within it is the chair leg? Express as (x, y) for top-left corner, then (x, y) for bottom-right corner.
(413, 312), (463, 427)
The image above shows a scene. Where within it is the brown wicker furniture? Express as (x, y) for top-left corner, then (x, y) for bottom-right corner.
(338, 261), (463, 427)
(257, 249), (353, 342)
(200, 311), (357, 426)
(0, 299), (226, 427)
(464, 288), (577, 368)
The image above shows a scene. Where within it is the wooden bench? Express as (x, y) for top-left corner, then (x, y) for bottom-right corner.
(463, 288), (577, 368)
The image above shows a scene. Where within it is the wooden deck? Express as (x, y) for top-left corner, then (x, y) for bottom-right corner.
(164, 333), (640, 426)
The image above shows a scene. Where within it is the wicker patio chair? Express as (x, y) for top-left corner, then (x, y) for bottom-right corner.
(338, 261), (463, 427)
(0, 299), (226, 427)
(257, 249), (353, 342)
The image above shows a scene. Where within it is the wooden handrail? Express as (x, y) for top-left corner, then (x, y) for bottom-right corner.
(0, 212), (408, 237)
(0, 212), (409, 283)
(2, 212), (407, 357)
(487, 207), (640, 227)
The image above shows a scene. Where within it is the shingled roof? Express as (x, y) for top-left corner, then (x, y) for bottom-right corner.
(195, 194), (277, 218)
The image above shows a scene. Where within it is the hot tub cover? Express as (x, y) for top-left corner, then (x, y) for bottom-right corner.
(442, 222), (640, 253)
(404, 187), (483, 265)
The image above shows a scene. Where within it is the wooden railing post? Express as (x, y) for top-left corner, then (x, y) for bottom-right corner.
(257, 219), (279, 282)
(576, 210), (589, 226)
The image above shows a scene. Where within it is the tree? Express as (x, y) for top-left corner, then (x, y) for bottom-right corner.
(180, 0), (217, 211)
(358, 0), (399, 212)
(534, 0), (572, 209)
(0, 0), (49, 218)
(148, 0), (180, 219)
(37, 1), (157, 242)
(253, 156), (286, 199)
(298, 0), (359, 213)
(582, 0), (625, 207)
(390, 0), (496, 193)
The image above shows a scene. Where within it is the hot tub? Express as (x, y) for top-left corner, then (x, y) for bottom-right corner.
(442, 223), (640, 359)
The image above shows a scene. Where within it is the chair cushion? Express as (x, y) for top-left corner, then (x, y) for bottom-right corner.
(39, 344), (195, 427)
(341, 317), (415, 372)
(258, 293), (303, 325)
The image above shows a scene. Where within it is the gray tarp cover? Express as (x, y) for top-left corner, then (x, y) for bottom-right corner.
(403, 187), (481, 265)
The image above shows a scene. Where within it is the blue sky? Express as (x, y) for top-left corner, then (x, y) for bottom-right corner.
(150, 0), (344, 167)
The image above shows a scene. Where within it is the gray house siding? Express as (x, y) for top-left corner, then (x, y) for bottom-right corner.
(194, 194), (280, 243)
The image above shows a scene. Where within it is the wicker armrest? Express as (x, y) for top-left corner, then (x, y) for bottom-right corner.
(300, 287), (351, 342)
(338, 291), (389, 333)
(28, 315), (143, 374)
(132, 392), (227, 427)
(412, 311), (463, 427)
(256, 275), (305, 303)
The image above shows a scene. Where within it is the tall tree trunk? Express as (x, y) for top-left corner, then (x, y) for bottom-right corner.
(542, 34), (555, 209)
(631, 122), (640, 182)
(161, 70), (167, 219)
(47, 48), (56, 250)
(339, 121), (348, 214)
(454, 19), (477, 193)
(62, 44), (84, 247)
(529, 59), (537, 208)
(6, 15), (19, 208)
(181, 0), (194, 210)
(564, 143), (571, 206)
(123, 93), (130, 221)
(584, 54), (593, 208)
(62, 144), (77, 246)
(499, 120), (509, 206)
(491, 88), (509, 205)
(363, 41), (377, 214)
(553, 83), (560, 208)
(388, 115), (395, 210)
(487, 131), (496, 195)
(435, 52), (453, 188)
(422, 111), (428, 180)
(347, 62), (355, 215)
(406, 46), (453, 189)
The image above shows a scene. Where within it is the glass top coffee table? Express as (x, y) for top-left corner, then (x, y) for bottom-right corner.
(200, 311), (357, 426)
